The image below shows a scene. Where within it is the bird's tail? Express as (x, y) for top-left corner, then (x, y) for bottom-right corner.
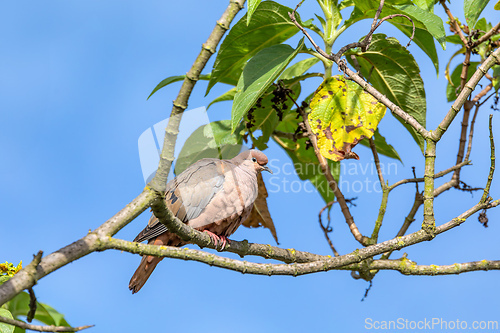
(129, 254), (163, 294)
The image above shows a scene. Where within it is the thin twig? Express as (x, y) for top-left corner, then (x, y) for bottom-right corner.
(465, 104), (480, 161)
(368, 137), (385, 188)
(452, 99), (474, 184)
(0, 316), (93, 332)
(432, 47), (500, 141)
(474, 82), (494, 104)
(475, 21), (500, 46)
(27, 287), (37, 323)
(334, 14), (414, 58)
(441, 0), (468, 45)
(459, 50), (472, 90)
(389, 160), (471, 190)
(397, 191), (424, 238)
(319, 202), (340, 256)
(292, 93), (370, 246)
(365, 258), (500, 275)
(481, 115), (495, 203)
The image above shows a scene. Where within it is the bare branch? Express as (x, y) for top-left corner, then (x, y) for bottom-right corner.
(102, 199), (498, 276)
(0, 190), (155, 305)
(366, 258), (500, 275)
(466, 105), (480, 161)
(481, 115), (496, 203)
(465, 83), (493, 161)
(389, 160), (471, 190)
(432, 47), (500, 141)
(475, 21), (500, 46)
(148, 0), (246, 192)
(0, 316), (93, 332)
(368, 137), (385, 187)
(441, 0), (468, 45)
(422, 139), (437, 234)
(294, 100), (370, 246)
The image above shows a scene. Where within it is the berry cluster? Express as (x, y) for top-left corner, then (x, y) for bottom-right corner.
(270, 82), (293, 121)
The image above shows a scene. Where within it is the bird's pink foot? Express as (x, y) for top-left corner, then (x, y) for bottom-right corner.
(219, 236), (231, 250)
(203, 231), (230, 251)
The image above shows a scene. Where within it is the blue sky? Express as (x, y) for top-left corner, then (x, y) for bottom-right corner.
(1, 1), (499, 332)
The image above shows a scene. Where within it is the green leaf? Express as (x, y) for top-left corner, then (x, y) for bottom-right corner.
(393, 4), (446, 48)
(412, 0), (438, 12)
(339, 0), (355, 10)
(247, 0), (263, 25)
(492, 65), (500, 92)
(0, 276), (10, 285)
(279, 57), (320, 80)
(474, 18), (491, 31)
(308, 76), (386, 161)
(446, 62), (480, 102)
(330, 5), (343, 30)
(346, 0), (443, 73)
(6, 292), (69, 327)
(314, 14), (327, 32)
(207, 88), (236, 110)
(464, 0), (488, 28)
(0, 309), (14, 333)
(231, 39), (304, 131)
(359, 129), (402, 162)
(495, 0), (500, 10)
(273, 112), (339, 203)
(347, 34), (426, 153)
(207, 1), (303, 94)
(174, 120), (242, 175)
(147, 75), (186, 99)
(446, 34), (464, 45)
(147, 74), (221, 100)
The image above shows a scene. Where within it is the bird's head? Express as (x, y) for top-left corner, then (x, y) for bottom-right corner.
(236, 150), (272, 174)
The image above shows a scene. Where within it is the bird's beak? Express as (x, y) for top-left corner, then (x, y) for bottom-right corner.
(262, 166), (273, 174)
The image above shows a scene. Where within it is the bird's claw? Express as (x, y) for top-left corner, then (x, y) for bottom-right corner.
(203, 231), (230, 251)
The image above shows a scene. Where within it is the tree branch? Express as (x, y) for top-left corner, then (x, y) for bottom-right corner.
(0, 190), (156, 305)
(362, 258), (500, 275)
(368, 137), (385, 188)
(100, 199), (498, 276)
(432, 47), (500, 141)
(148, 0), (246, 192)
(481, 115), (495, 204)
(389, 160), (471, 190)
(441, 0), (468, 45)
(295, 101), (370, 246)
(0, 316), (93, 332)
(474, 21), (500, 46)
(422, 139), (437, 235)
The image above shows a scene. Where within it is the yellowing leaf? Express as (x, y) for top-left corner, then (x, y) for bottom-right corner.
(242, 173), (278, 244)
(309, 76), (386, 161)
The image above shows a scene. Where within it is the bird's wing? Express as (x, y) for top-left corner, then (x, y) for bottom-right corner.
(187, 161), (258, 230)
(133, 159), (226, 243)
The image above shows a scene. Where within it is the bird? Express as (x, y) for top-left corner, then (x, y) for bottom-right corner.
(129, 149), (271, 293)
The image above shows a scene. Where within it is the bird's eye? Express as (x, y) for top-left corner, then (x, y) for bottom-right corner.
(252, 157), (257, 162)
